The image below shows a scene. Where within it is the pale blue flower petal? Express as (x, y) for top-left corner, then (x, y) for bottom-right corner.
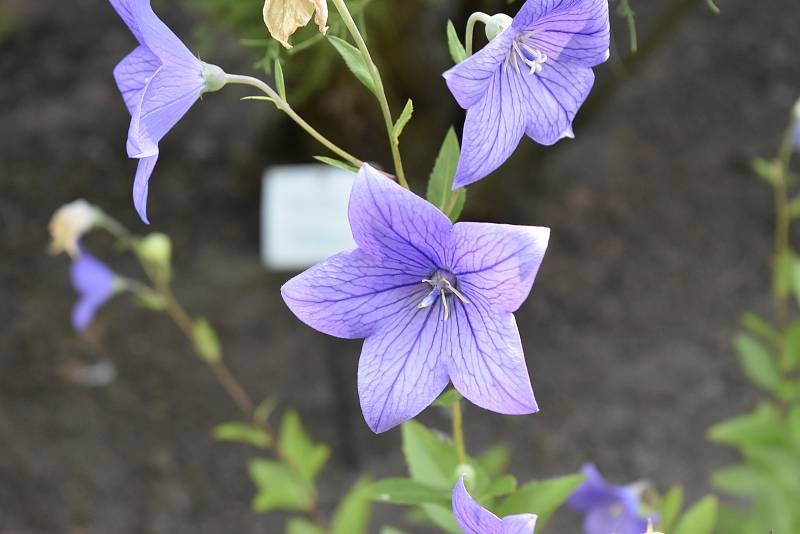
(113, 45), (161, 116)
(452, 477), (503, 534)
(70, 251), (117, 333)
(501, 514), (538, 534)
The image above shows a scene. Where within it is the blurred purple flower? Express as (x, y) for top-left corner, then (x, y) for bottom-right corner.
(567, 463), (651, 534)
(443, 0), (610, 188)
(453, 477), (537, 534)
(109, 0), (226, 223)
(281, 165), (549, 432)
(71, 250), (118, 333)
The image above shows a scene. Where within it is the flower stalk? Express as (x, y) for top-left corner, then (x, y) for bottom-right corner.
(452, 399), (467, 464)
(329, 0), (409, 189)
(225, 74), (363, 170)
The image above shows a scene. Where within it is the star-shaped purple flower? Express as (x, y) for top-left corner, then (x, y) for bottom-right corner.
(71, 250), (119, 333)
(567, 464), (651, 534)
(443, 0), (610, 188)
(281, 165), (550, 433)
(453, 477), (537, 534)
(109, 0), (226, 223)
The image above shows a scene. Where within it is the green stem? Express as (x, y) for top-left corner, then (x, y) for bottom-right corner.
(772, 119), (797, 326)
(465, 12), (492, 57)
(452, 400), (467, 464)
(329, 0), (409, 189)
(225, 74), (363, 169)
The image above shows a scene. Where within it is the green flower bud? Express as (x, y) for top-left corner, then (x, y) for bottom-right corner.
(485, 14), (513, 41)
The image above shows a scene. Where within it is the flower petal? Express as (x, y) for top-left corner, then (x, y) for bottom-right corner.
(108, 0), (144, 42)
(501, 514), (538, 534)
(281, 249), (425, 340)
(131, 0), (199, 69)
(452, 68), (529, 189)
(443, 29), (516, 109)
(349, 165), (452, 273)
(72, 296), (106, 333)
(512, 0), (586, 29)
(113, 45), (161, 116)
(452, 477), (502, 534)
(522, 61), (595, 145)
(450, 223), (549, 313)
(70, 252), (117, 332)
(358, 293), (450, 433)
(528, 0), (610, 67)
(126, 65), (204, 158)
(133, 154), (158, 224)
(447, 292), (537, 415)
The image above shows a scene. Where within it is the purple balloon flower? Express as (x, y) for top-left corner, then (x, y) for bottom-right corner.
(453, 477), (537, 534)
(109, 0), (226, 223)
(567, 464), (651, 534)
(281, 165), (550, 432)
(443, 0), (610, 188)
(71, 251), (119, 333)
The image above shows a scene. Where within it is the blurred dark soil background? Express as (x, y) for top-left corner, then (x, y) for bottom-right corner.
(1, 0), (799, 532)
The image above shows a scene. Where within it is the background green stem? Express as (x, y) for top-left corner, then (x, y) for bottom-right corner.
(452, 400), (467, 464)
(329, 0), (409, 189)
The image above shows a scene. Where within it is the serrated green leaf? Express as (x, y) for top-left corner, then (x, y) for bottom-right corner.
(734, 333), (780, 391)
(446, 20), (467, 64)
(286, 518), (324, 534)
(495, 473), (585, 528)
(476, 445), (511, 478)
(366, 478), (451, 506)
(249, 459), (313, 513)
(427, 127), (466, 222)
(707, 402), (787, 447)
(433, 388), (463, 408)
(193, 318), (221, 363)
(657, 486), (683, 533)
(314, 156), (359, 173)
(401, 421), (460, 489)
(278, 410), (330, 484)
(331, 478), (372, 534)
(212, 421), (270, 448)
(328, 35), (376, 96)
(393, 99), (414, 140)
(672, 496), (718, 534)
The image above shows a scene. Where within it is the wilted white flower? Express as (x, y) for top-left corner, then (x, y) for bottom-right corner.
(263, 0), (328, 49)
(48, 199), (100, 257)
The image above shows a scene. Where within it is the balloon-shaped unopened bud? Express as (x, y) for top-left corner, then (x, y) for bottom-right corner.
(485, 13), (513, 41)
(203, 63), (227, 93)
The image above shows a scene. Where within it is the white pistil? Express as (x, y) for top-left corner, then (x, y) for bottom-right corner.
(416, 276), (470, 321)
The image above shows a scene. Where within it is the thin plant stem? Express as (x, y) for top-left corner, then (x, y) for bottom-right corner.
(329, 0), (409, 189)
(225, 74), (363, 169)
(452, 400), (467, 464)
(772, 119), (797, 327)
(465, 12), (492, 57)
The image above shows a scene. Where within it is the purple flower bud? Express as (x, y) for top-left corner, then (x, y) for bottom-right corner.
(70, 250), (118, 332)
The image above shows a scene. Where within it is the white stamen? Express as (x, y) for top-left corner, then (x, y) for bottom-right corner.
(505, 35), (548, 76)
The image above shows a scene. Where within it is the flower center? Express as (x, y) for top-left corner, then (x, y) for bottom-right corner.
(504, 32), (548, 75)
(416, 270), (470, 321)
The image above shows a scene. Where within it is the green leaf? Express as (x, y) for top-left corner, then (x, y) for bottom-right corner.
(433, 388), (463, 408)
(249, 459), (313, 513)
(366, 478), (451, 506)
(495, 473), (586, 528)
(193, 318), (221, 363)
(133, 292), (166, 311)
(774, 249), (795, 301)
(314, 155), (359, 173)
(672, 496), (718, 534)
(734, 333), (780, 391)
(446, 20), (467, 64)
(286, 518), (324, 534)
(393, 99), (414, 140)
(784, 319), (800, 370)
(711, 463), (767, 496)
(380, 528), (411, 534)
(740, 312), (780, 344)
(331, 479), (372, 534)
(657, 486), (683, 533)
(212, 421), (270, 448)
(483, 475), (517, 499)
(707, 402), (787, 447)
(427, 128), (466, 222)
(278, 410), (330, 484)
(327, 35), (377, 96)
(401, 420), (460, 489)
(419, 503), (461, 534)
(274, 58), (287, 101)
(476, 445), (510, 477)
